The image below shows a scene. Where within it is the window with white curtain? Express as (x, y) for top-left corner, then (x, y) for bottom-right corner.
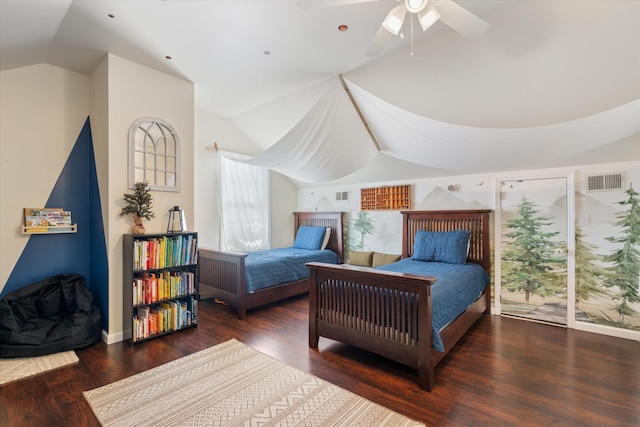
(218, 153), (269, 252)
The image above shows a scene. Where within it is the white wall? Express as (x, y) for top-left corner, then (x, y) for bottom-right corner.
(0, 64), (90, 290)
(102, 54), (195, 342)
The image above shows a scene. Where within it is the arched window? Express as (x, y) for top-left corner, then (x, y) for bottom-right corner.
(128, 117), (180, 191)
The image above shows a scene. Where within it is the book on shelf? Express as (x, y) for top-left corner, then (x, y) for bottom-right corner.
(184, 235), (192, 265)
(132, 270), (196, 305)
(131, 234), (198, 271)
(24, 208), (72, 227)
(132, 296), (197, 341)
(135, 306), (149, 341)
(148, 309), (157, 336)
(23, 227), (50, 233)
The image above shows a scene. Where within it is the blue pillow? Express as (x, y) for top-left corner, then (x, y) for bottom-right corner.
(293, 226), (327, 250)
(412, 230), (471, 264)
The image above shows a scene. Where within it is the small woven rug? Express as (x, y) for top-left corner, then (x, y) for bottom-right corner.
(83, 338), (424, 426)
(0, 350), (78, 386)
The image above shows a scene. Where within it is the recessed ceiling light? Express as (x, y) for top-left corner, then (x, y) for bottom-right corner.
(338, 25), (348, 32)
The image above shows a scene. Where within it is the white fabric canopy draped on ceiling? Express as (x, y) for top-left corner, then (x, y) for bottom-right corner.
(228, 79), (377, 182)
(230, 77), (640, 183)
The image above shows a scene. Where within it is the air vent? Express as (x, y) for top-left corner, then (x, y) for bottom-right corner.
(587, 173), (624, 192)
(335, 191), (348, 201)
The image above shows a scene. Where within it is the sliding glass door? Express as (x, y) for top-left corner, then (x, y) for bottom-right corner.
(496, 175), (574, 326)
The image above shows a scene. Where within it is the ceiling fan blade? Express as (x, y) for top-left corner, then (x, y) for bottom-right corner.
(436, 0), (489, 38)
(297, 0), (380, 11)
(365, 25), (395, 57)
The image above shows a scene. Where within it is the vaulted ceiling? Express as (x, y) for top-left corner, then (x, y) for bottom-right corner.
(0, 0), (527, 117)
(2, 1), (638, 185)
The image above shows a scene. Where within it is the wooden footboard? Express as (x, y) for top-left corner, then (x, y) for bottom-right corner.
(308, 209), (492, 391)
(198, 248), (249, 318)
(308, 262), (438, 391)
(307, 262), (490, 392)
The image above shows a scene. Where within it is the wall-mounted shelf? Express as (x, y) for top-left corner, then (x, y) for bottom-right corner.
(22, 224), (77, 234)
(22, 207), (76, 234)
(361, 184), (411, 211)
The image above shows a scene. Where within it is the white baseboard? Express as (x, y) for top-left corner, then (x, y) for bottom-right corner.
(575, 321), (640, 342)
(491, 307), (639, 343)
(101, 329), (124, 345)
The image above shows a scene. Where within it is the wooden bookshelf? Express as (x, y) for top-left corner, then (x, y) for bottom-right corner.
(360, 184), (411, 211)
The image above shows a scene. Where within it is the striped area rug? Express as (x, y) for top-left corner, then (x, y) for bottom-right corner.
(83, 338), (424, 426)
(0, 351), (78, 386)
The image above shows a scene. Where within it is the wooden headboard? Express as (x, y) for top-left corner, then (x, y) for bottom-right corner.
(401, 210), (492, 276)
(294, 211), (345, 262)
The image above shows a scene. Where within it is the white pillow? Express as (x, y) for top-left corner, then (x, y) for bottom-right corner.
(320, 227), (331, 250)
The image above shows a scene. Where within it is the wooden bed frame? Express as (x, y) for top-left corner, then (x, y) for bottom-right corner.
(198, 211), (345, 319)
(307, 210), (492, 391)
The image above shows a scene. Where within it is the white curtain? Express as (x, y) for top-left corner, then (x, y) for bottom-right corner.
(217, 150), (269, 252)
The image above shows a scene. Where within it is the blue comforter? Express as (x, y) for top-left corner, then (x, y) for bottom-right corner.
(375, 258), (490, 351)
(245, 248), (340, 293)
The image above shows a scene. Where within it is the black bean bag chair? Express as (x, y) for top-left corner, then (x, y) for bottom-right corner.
(0, 273), (102, 358)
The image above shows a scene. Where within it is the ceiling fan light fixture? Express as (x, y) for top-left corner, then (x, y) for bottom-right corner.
(405, 0), (428, 14)
(417, 5), (441, 31)
(382, 4), (407, 35)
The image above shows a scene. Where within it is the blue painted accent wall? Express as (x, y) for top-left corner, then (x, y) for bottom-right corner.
(87, 119), (109, 330)
(2, 118), (109, 329)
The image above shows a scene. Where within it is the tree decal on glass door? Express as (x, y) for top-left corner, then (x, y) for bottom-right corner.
(502, 196), (565, 304)
(574, 224), (609, 310)
(603, 184), (640, 327)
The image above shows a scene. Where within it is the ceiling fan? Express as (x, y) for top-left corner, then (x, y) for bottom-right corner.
(299, 0), (489, 56)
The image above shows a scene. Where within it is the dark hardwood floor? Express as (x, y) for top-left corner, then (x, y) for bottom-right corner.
(1, 295), (639, 426)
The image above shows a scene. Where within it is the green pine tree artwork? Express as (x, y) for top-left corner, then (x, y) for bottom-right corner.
(350, 211), (374, 252)
(501, 196), (565, 308)
(574, 223), (609, 309)
(603, 184), (640, 327)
